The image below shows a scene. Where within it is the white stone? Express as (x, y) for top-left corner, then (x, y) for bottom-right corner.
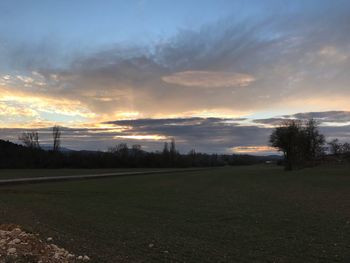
(67, 253), (75, 258)
(10, 238), (21, 244)
(53, 252), (61, 259)
(7, 247), (16, 254)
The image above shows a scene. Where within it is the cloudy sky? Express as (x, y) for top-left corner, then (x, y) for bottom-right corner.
(0, 0), (350, 154)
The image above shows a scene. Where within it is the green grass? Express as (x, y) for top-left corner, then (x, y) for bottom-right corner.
(0, 165), (349, 262)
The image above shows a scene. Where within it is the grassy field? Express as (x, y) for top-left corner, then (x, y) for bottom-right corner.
(0, 165), (349, 262)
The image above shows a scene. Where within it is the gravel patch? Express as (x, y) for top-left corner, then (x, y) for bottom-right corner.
(0, 224), (90, 263)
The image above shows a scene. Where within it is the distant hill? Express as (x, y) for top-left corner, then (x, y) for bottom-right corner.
(0, 140), (28, 153)
(40, 145), (75, 153)
(0, 140), (45, 168)
(257, 155), (283, 161)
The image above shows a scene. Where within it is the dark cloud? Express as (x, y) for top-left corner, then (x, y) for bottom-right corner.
(106, 117), (270, 153)
(319, 125), (350, 144)
(290, 111), (350, 123)
(254, 111), (350, 126)
(1, 113), (349, 153)
(106, 117), (246, 127)
(253, 118), (288, 126)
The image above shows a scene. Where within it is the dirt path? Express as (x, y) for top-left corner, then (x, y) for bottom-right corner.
(0, 168), (207, 186)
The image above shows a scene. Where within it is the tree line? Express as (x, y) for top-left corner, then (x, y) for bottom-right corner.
(270, 119), (350, 170)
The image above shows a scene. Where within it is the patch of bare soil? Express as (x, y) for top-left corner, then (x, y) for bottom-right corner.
(0, 224), (90, 263)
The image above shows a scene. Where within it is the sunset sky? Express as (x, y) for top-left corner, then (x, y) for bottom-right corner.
(1, 0), (350, 154)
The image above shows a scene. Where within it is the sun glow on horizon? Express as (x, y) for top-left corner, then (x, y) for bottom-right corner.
(231, 146), (278, 154)
(114, 134), (168, 141)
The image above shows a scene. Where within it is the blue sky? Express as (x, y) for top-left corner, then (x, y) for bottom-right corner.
(0, 0), (350, 153)
(1, 0), (240, 46)
(0, 0), (328, 50)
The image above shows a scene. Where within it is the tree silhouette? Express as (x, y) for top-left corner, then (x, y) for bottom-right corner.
(163, 142), (169, 155)
(303, 119), (325, 163)
(52, 125), (61, 152)
(18, 131), (40, 149)
(170, 138), (177, 165)
(341, 143), (350, 154)
(328, 139), (342, 156)
(270, 119), (325, 170)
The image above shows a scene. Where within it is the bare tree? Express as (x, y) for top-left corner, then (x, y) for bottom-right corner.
(303, 119), (325, 162)
(19, 131), (40, 149)
(52, 125), (61, 152)
(132, 144), (142, 152)
(109, 143), (129, 157)
(162, 142), (169, 154)
(170, 138), (176, 156)
(169, 138), (177, 164)
(131, 144), (142, 157)
(342, 142), (350, 154)
(328, 139), (342, 156)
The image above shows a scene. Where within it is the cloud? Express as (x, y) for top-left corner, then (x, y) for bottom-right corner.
(106, 117), (272, 153)
(231, 146), (277, 154)
(318, 46), (348, 63)
(162, 71), (255, 88)
(290, 111), (350, 124)
(114, 135), (167, 141)
(253, 118), (288, 126)
(0, 102), (38, 118)
(0, 80), (95, 128)
(320, 125), (350, 142)
(2, 4), (349, 125)
(254, 111), (350, 127)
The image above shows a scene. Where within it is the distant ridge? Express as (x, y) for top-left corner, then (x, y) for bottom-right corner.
(40, 145), (75, 153)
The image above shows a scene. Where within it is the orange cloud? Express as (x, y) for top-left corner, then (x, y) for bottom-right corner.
(0, 102), (38, 118)
(114, 134), (167, 141)
(231, 145), (277, 154)
(276, 96), (350, 113)
(162, 71), (255, 88)
(0, 85), (95, 120)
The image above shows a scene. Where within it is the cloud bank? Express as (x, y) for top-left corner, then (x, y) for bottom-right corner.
(1, 112), (349, 154)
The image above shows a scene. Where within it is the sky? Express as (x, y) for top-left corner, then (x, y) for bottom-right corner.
(0, 0), (350, 154)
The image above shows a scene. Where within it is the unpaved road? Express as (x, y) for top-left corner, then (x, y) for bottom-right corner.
(0, 168), (207, 186)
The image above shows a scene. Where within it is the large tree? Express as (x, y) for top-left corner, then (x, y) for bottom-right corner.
(270, 120), (302, 170)
(302, 119), (325, 163)
(270, 119), (325, 170)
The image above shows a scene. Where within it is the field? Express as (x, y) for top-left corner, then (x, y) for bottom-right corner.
(0, 165), (349, 262)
